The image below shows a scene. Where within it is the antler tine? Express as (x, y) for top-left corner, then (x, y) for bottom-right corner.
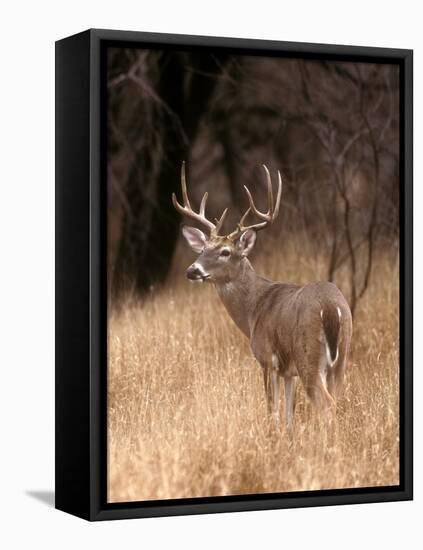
(243, 164), (275, 220)
(262, 164), (274, 215)
(228, 166), (283, 239)
(199, 192), (208, 217)
(172, 162), (218, 235)
(243, 185), (261, 218)
(239, 207), (251, 227)
(215, 207), (228, 234)
(274, 170), (283, 219)
(181, 161), (191, 208)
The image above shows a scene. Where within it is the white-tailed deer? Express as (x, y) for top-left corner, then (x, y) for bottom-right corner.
(173, 162), (352, 430)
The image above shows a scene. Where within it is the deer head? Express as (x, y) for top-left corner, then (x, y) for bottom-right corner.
(172, 162), (282, 283)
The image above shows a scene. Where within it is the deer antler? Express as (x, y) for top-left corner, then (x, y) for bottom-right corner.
(228, 164), (282, 240)
(173, 162), (282, 239)
(172, 162), (228, 237)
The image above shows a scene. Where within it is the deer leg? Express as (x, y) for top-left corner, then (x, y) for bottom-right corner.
(284, 376), (297, 432)
(327, 344), (349, 400)
(262, 366), (272, 414)
(299, 346), (336, 422)
(326, 368), (336, 399)
(319, 356), (336, 416)
(303, 377), (335, 423)
(271, 369), (281, 427)
(261, 358), (280, 426)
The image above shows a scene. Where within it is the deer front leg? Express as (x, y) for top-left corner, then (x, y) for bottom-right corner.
(261, 356), (281, 426)
(283, 376), (297, 433)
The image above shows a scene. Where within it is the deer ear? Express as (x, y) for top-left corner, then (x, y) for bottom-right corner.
(238, 229), (256, 256)
(182, 226), (207, 253)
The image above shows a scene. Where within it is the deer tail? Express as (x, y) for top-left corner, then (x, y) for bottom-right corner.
(320, 305), (342, 368)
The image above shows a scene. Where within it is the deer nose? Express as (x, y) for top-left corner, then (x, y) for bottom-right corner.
(186, 264), (208, 281)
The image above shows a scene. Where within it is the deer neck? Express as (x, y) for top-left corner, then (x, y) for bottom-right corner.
(215, 258), (270, 337)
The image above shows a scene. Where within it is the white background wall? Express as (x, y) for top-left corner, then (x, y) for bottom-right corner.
(0, 1), (420, 548)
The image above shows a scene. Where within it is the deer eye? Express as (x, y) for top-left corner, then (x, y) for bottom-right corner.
(220, 248), (231, 258)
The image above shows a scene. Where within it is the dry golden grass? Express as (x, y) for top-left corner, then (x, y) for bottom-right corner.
(107, 236), (399, 502)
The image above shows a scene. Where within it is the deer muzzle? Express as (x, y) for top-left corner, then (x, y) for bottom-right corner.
(186, 263), (210, 282)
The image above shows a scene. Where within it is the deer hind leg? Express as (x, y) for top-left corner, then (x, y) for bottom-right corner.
(327, 355), (346, 400)
(299, 345), (336, 421)
(327, 338), (350, 400)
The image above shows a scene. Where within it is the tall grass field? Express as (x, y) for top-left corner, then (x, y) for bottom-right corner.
(107, 236), (399, 502)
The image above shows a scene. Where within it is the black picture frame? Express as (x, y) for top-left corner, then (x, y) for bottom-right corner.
(55, 28), (413, 521)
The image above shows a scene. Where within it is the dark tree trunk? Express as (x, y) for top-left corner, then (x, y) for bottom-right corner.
(112, 52), (229, 296)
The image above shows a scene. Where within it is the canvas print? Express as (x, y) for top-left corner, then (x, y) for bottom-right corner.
(106, 46), (400, 503)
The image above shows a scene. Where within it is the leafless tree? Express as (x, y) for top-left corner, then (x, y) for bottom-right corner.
(107, 52), (399, 309)
(294, 60), (397, 314)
